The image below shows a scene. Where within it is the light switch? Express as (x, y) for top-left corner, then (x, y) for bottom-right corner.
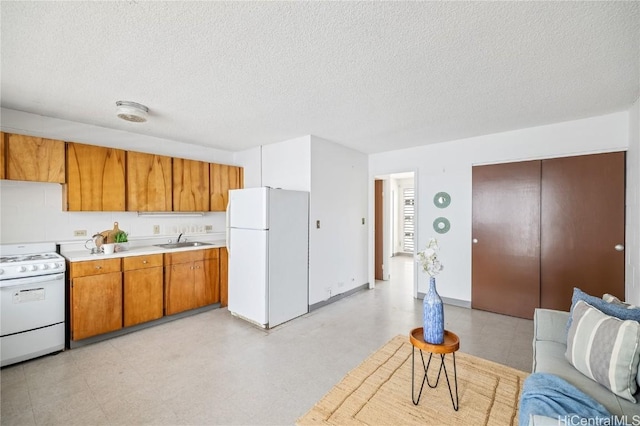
(316, 220), (320, 229)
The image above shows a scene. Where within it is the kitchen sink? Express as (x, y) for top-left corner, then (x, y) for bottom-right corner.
(153, 241), (213, 249)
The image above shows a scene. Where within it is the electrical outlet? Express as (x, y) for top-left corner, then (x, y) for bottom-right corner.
(362, 217), (365, 225)
(316, 220), (321, 229)
(73, 230), (87, 237)
(153, 225), (160, 235)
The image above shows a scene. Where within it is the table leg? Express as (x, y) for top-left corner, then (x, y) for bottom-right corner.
(440, 352), (459, 411)
(418, 351), (459, 411)
(411, 347), (428, 405)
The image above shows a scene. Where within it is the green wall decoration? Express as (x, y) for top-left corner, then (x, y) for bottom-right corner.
(433, 192), (451, 208)
(433, 217), (450, 234)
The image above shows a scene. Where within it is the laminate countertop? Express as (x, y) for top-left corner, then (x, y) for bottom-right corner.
(61, 240), (226, 263)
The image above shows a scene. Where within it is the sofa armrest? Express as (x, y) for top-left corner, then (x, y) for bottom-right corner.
(534, 308), (570, 345)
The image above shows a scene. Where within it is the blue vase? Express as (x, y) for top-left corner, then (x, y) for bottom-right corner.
(423, 276), (444, 344)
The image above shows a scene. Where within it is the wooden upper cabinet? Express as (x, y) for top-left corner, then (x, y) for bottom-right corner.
(173, 158), (209, 211)
(65, 143), (125, 211)
(127, 151), (172, 211)
(0, 132), (5, 179)
(210, 163), (243, 211)
(6, 134), (65, 183)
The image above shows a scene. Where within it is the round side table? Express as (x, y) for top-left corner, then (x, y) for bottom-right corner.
(409, 327), (460, 411)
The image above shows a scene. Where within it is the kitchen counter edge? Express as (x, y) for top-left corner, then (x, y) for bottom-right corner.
(61, 241), (226, 263)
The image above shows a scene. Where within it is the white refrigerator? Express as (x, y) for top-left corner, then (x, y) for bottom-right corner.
(227, 187), (309, 328)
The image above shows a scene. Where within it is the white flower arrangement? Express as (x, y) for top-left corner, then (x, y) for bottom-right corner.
(417, 238), (444, 277)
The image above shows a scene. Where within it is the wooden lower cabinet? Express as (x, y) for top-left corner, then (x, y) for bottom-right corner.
(219, 247), (228, 307)
(195, 254), (220, 308)
(123, 254), (164, 327)
(70, 259), (122, 341)
(165, 248), (220, 315)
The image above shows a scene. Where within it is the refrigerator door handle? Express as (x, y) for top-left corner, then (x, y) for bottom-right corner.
(226, 201), (231, 254)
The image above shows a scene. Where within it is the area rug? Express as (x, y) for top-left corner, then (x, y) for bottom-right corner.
(297, 335), (528, 426)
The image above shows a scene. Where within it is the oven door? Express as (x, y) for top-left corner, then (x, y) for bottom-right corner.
(0, 273), (65, 336)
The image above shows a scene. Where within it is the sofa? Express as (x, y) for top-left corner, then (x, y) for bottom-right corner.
(529, 307), (640, 425)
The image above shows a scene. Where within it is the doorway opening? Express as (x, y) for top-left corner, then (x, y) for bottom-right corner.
(374, 171), (417, 298)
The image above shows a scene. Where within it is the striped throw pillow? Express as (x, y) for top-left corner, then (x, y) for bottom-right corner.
(565, 300), (640, 402)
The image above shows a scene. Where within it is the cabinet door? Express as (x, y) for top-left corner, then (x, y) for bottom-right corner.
(194, 250), (220, 307)
(6, 134), (65, 183)
(65, 143), (125, 211)
(127, 151), (172, 211)
(210, 164), (243, 211)
(173, 158), (209, 211)
(71, 272), (122, 340)
(124, 266), (164, 327)
(540, 152), (625, 311)
(0, 132), (5, 179)
(472, 161), (541, 319)
(219, 247), (228, 307)
(164, 262), (195, 315)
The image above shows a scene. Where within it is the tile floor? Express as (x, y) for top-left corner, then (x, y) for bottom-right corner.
(0, 256), (533, 425)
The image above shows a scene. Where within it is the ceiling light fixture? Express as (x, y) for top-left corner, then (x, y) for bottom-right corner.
(115, 101), (149, 123)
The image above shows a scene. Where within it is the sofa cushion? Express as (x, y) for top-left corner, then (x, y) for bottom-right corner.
(565, 300), (640, 403)
(601, 293), (640, 389)
(567, 288), (640, 332)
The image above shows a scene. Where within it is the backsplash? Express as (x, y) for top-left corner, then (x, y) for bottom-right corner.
(0, 180), (226, 244)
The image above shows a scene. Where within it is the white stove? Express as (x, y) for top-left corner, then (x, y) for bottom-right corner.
(0, 242), (66, 367)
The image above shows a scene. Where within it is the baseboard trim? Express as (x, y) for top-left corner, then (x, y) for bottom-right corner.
(393, 252), (413, 257)
(417, 293), (471, 309)
(310, 283), (369, 311)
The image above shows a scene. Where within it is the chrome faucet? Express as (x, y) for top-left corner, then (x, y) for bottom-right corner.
(177, 233), (184, 243)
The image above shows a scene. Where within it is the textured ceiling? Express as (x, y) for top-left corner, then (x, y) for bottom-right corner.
(1, 1), (638, 154)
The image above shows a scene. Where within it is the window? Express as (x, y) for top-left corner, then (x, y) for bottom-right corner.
(403, 188), (415, 252)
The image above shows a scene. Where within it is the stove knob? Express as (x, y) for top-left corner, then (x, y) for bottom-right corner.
(40, 264), (49, 270)
(18, 266), (26, 272)
(29, 265), (38, 271)
(0, 269), (4, 275)
(49, 263), (59, 269)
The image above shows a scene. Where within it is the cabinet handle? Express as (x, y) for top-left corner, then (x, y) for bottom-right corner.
(472, 238), (478, 244)
(615, 244), (624, 251)
(95, 266), (102, 270)
(143, 260), (148, 264)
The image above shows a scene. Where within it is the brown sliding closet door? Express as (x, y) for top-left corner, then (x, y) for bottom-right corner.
(540, 152), (625, 311)
(472, 161), (541, 319)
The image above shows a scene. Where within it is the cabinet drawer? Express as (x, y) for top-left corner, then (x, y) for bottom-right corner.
(70, 258), (121, 278)
(164, 248), (218, 265)
(123, 254), (163, 271)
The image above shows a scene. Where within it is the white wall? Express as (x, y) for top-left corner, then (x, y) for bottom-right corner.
(0, 108), (233, 244)
(627, 98), (640, 305)
(234, 136), (368, 306)
(234, 147), (262, 188)
(369, 112), (632, 303)
(261, 136), (311, 191)
(309, 136), (368, 304)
